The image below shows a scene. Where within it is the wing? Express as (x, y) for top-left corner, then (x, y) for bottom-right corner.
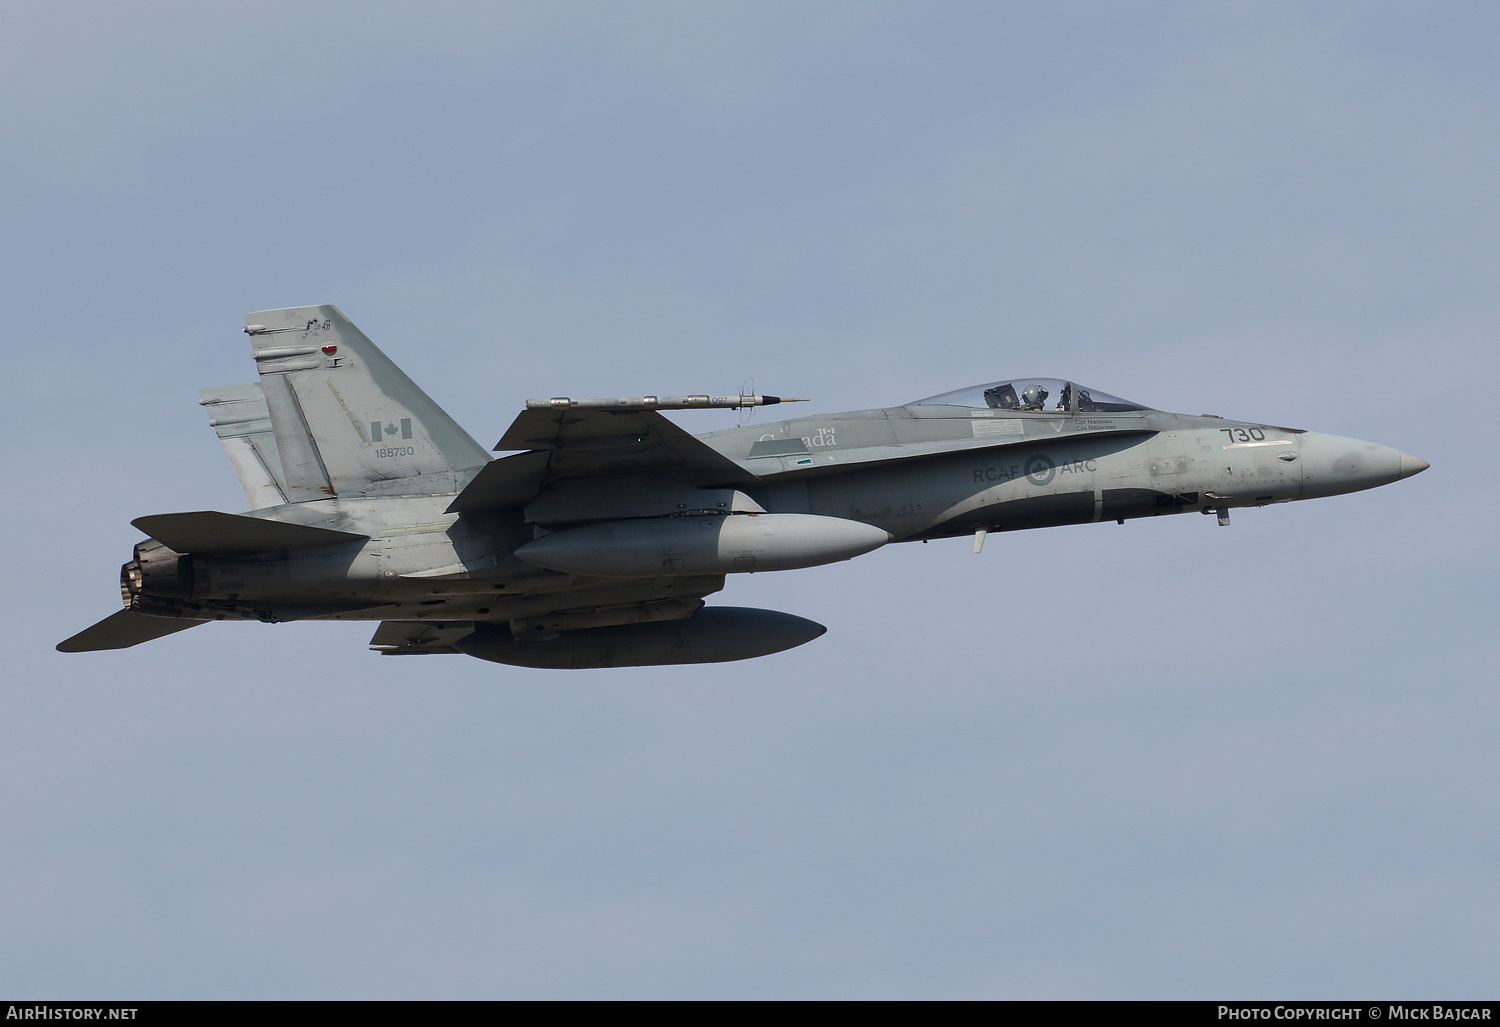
(368, 620), (474, 655)
(448, 407), (757, 513)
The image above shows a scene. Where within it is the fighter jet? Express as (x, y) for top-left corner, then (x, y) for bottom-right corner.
(58, 305), (1428, 668)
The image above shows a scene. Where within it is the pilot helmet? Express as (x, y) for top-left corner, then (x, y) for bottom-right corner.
(1021, 384), (1049, 407)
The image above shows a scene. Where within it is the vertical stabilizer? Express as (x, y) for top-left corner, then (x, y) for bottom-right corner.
(244, 305), (491, 501)
(199, 382), (288, 509)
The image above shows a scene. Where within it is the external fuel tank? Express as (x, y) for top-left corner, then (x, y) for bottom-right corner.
(455, 606), (828, 668)
(514, 513), (890, 577)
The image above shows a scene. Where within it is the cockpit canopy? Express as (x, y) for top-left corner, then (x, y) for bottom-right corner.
(911, 378), (1149, 413)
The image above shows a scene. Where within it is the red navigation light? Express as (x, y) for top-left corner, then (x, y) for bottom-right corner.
(322, 345), (337, 355)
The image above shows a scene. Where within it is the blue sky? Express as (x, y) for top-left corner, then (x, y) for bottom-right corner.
(2, 2), (1495, 998)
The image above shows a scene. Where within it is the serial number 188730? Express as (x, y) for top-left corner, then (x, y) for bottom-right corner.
(375, 446), (415, 458)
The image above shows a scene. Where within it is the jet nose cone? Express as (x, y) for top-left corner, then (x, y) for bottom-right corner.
(1398, 452), (1430, 479)
(1297, 433), (1411, 499)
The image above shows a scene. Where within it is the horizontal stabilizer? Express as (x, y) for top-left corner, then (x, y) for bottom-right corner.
(57, 610), (208, 652)
(132, 511), (368, 553)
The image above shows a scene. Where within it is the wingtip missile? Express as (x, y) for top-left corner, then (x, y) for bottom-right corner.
(525, 394), (809, 411)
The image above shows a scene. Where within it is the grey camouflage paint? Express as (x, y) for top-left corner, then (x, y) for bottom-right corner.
(57, 307), (1427, 664)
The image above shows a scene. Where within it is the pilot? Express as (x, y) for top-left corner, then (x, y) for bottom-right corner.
(1020, 384), (1048, 410)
